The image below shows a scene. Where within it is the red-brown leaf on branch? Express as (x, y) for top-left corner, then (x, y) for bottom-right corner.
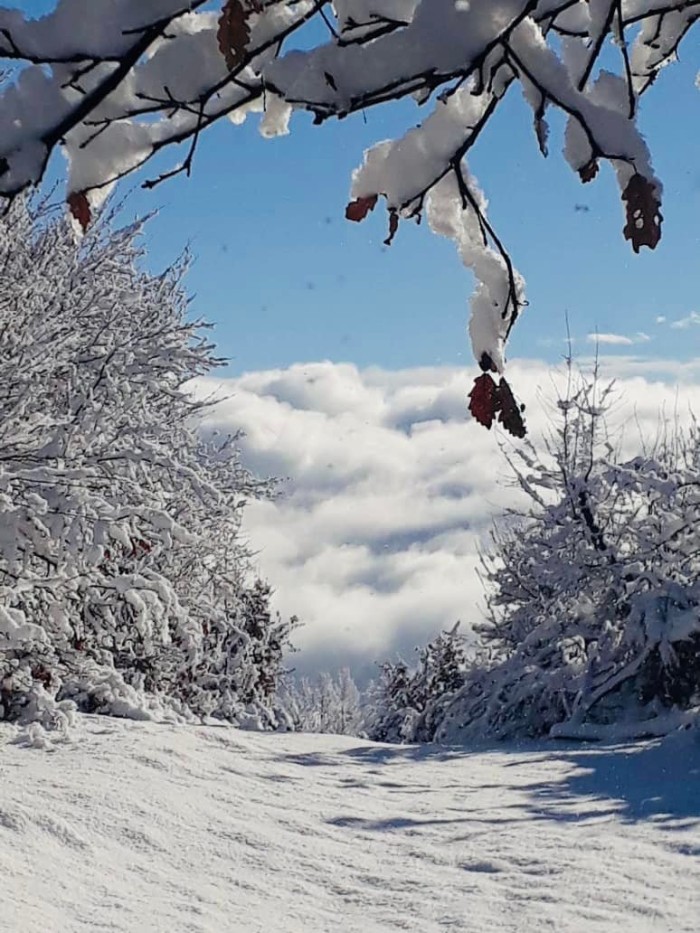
(217, 0), (250, 71)
(384, 209), (399, 246)
(622, 173), (662, 253)
(67, 191), (91, 232)
(32, 665), (53, 688)
(495, 377), (527, 439)
(345, 194), (378, 222)
(578, 159), (599, 184)
(468, 373), (499, 430)
(130, 537), (152, 557)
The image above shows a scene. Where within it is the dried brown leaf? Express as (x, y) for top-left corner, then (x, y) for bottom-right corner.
(579, 159), (599, 184)
(622, 172), (662, 253)
(495, 377), (527, 439)
(468, 373), (499, 430)
(67, 191), (91, 232)
(217, 0), (250, 71)
(533, 98), (549, 158)
(468, 372), (527, 437)
(534, 114), (549, 158)
(345, 194), (378, 222)
(384, 209), (399, 246)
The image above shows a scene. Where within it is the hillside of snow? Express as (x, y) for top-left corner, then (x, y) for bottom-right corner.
(2, 719), (699, 933)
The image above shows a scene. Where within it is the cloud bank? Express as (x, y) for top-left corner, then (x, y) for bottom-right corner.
(670, 311), (700, 329)
(586, 332), (650, 346)
(194, 357), (700, 680)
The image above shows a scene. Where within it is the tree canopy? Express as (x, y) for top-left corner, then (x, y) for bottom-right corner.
(0, 1), (695, 429)
(0, 198), (296, 732)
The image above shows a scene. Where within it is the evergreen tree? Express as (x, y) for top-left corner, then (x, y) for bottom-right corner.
(367, 624), (470, 743)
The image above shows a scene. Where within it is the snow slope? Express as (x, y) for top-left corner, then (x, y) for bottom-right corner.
(1, 719), (699, 933)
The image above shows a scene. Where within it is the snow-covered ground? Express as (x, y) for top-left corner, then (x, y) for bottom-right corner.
(1, 719), (699, 933)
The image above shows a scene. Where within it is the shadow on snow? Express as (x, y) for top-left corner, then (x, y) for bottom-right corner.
(280, 727), (700, 834)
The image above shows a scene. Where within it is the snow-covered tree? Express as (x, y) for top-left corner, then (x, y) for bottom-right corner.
(436, 374), (700, 743)
(0, 2), (694, 426)
(282, 667), (364, 735)
(366, 623), (471, 743)
(0, 198), (295, 730)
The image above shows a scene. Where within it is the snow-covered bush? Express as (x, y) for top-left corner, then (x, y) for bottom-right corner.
(0, 198), (295, 729)
(366, 623), (471, 743)
(436, 375), (700, 743)
(282, 667), (364, 736)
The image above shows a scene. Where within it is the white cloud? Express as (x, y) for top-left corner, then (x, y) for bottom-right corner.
(193, 358), (700, 679)
(586, 332), (651, 346)
(670, 312), (700, 329)
(590, 354), (700, 383)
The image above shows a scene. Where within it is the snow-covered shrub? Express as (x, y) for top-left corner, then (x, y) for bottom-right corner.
(171, 579), (300, 727)
(0, 199), (295, 729)
(366, 624), (471, 744)
(436, 375), (700, 743)
(282, 668), (364, 736)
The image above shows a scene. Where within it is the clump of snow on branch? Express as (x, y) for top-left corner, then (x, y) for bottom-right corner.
(426, 171), (524, 375)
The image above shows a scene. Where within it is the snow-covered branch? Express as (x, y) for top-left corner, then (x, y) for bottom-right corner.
(0, 0), (695, 423)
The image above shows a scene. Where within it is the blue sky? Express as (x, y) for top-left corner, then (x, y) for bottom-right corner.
(130, 39), (700, 375)
(22, 3), (700, 375)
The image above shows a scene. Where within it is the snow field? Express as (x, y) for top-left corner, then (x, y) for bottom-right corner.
(1, 719), (698, 932)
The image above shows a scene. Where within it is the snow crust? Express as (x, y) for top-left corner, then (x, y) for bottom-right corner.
(1, 718), (699, 932)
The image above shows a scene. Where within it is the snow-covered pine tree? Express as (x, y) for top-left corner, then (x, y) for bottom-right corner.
(0, 198), (295, 730)
(436, 372), (700, 743)
(365, 660), (413, 744)
(366, 623), (470, 743)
